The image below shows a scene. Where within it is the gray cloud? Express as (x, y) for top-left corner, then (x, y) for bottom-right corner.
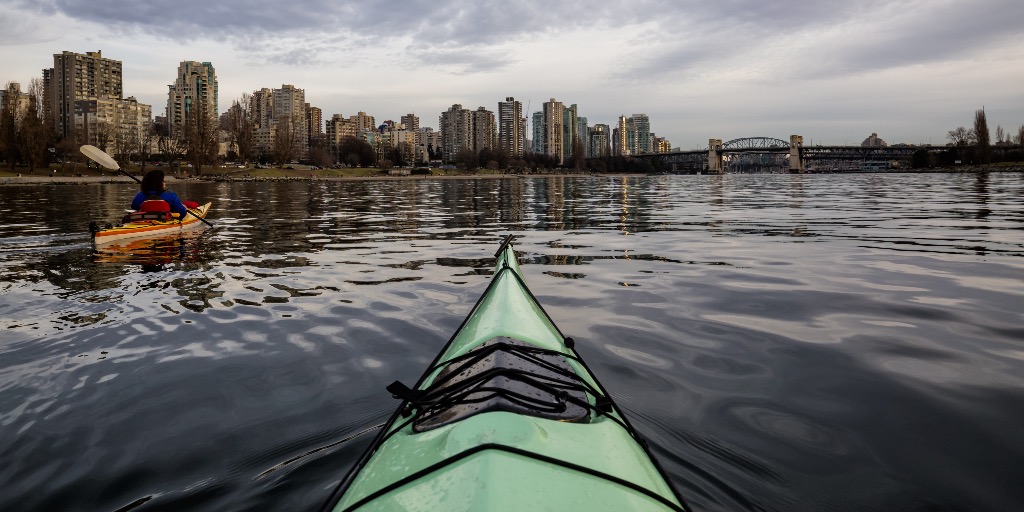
(611, 0), (1024, 83)
(18, 0), (1024, 79)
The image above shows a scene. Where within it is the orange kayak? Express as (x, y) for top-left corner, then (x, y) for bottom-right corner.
(90, 202), (212, 245)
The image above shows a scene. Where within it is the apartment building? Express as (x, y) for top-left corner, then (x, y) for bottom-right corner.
(542, 98), (564, 164)
(166, 61), (217, 139)
(472, 107), (497, 152)
(439, 104), (472, 162)
(73, 96), (152, 149)
(589, 123), (610, 158)
(498, 97), (524, 157)
(46, 50), (123, 139)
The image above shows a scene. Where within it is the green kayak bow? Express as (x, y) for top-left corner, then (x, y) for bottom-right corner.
(323, 235), (687, 511)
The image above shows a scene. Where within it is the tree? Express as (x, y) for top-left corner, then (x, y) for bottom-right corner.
(19, 91), (47, 174)
(911, 149), (931, 169)
(224, 93), (255, 163)
(1, 82), (20, 171)
(24, 78), (52, 173)
(973, 108), (990, 164)
(947, 126), (974, 147)
(183, 103), (218, 174)
(1018, 125), (1024, 161)
(455, 148), (479, 172)
(995, 125), (1005, 145)
(272, 115), (302, 166)
(571, 136), (586, 170)
(308, 134), (333, 168)
(337, 136), (375, 167)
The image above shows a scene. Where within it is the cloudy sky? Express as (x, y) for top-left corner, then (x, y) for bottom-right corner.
(3, 0), (1023, 148)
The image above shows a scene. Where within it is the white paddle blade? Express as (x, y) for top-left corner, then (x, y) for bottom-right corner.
(80, 145), (120, 170)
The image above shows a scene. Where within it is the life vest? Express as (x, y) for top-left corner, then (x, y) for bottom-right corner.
(123, 192), (175, 223)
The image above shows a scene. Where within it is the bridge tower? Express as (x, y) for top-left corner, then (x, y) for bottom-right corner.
(789, 135), (804, 173)
(708, 138), (723, 173)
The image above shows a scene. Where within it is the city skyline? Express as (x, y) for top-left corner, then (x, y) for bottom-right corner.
(3, 1), (1024, 149)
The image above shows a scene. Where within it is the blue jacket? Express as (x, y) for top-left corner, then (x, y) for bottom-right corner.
(131, 190), (189, 219)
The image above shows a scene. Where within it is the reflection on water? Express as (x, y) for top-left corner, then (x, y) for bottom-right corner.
(1, 173), (1023, 512)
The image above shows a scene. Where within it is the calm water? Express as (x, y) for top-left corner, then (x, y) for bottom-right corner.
(1, 173), (1023, 512)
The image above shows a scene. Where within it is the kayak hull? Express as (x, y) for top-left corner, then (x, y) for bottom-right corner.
(92, 202), (211, 245)
(327, 238), (685, 512)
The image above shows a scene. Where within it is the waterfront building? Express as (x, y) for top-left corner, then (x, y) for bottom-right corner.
(613, 114), (652, 155)
(326, 114), (357, 146)
(401, 114), (421, 145)
(576, 116), (589, 160)
(542, 98), (564, 165)
(589, 123), (610, 158)
(418, 127), (441, 162)
(531, 111), (544, 154)
(354, 111), (376, 133)
(166, 61), (218, 139)
(653, 135), (672, 153)
(473, 106), (497, 152)
(72, 95), (152, 149)
(633, 114), (651, 154)
(439, 104), (472, 163)
(46, 50), (123, 139)
(562, 103), (578, 163)
(498, 97), (524, 157)
(614, 116), (628, 155)
(246, 84), (308, 159)
(306, 103), (323, 143)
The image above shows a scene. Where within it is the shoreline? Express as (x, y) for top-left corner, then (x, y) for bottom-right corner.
(1, 165), (1021, 185)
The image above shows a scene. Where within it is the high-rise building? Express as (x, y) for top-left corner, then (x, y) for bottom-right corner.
(472, 107), (497, 152)
(306, 103), (323, 142)
(542, 98), (564, 164)
(47, 50), (123, 139)
(562, 103), (578, 163)
(354, 112), (376, 133)
(653, 136), (672, 153)
(166, 61), (217, 139)
(418, 127), (441, 162)
(498, 97), (524, 156)
(272, 84), (308, 159)
(71, 96), (152, 149)
(589, 123), (610, 158)
(401, 113), (420, 145)
(531, 111), (544, 154)
(325, 114), (357, 146)
(439, 104), (472, 162)
(632, 114), (651, 154)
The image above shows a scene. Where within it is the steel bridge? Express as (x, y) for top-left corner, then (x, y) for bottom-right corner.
(636, 136), (947, 173)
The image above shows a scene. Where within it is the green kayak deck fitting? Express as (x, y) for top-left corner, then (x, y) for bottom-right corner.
(322, 235), (687, 512)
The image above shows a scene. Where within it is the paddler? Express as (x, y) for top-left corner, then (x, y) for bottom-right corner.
(130, 169), (198, 219)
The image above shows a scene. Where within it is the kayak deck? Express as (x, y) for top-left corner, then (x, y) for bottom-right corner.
(92, 202), (211, 245)
(327, 237), (686, 511)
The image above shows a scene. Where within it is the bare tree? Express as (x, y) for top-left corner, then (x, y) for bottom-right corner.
(224, 92), (255, 163)
(947, 126), (974, 147)
(113, 125), (134, 164)
(973, 108), (990, 164)
(995, 125), (1005, 145)
(272, 115), (301, 166)
(20, 79), (48, 174)
(1, 82), (20, 171)
(183, 103), (218, 174)
(93, 120), (114, 152)
(1018, 125), (1024, 161)
(135, 127), (154, 174)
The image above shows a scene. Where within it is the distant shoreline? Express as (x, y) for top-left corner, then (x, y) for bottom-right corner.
(1, 165), (1020, 185)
